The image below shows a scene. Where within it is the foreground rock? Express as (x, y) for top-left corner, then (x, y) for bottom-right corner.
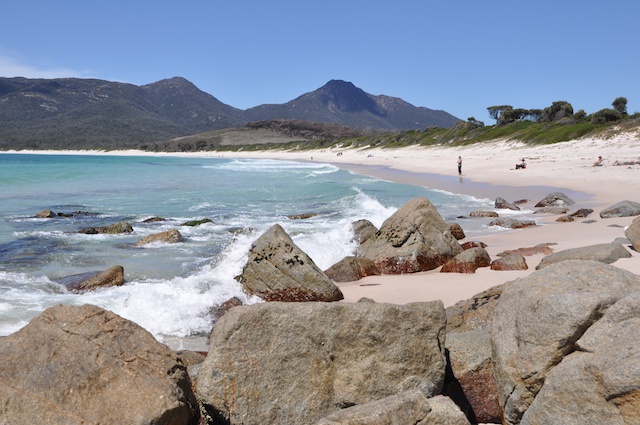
(357, 197), (462, 273)
(0, 304), (198, 425)
(236, 224), (343, 301)
(324, 256), (379, 282)
(535, 242), (631, 269)
(626, 215), (640, 251)
(445, 285), (505, 424)
(56, 265), (125, 292)
(491, 260), (640, 424)
(352, 219), (378, 244)
(534, 192), (575, 207)
(599, 200), (640, 218)
(522, 290), (640, 424)
(198, 300), (446, 425)
(315, 391), (469, 425)
(134, 229), (183, 246)
(78, 221), (134, 234)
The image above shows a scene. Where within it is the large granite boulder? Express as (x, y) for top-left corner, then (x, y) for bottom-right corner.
(535, 242), (631, 270)
(56, 265), (125, 292)
(197, 300), (447, 425)
(315, 391), (469, 425)
(445, 285), (505, 424)
(235, 224), (343, 302)
(324, 256), (379, 282)
(357, 197), (462, 274)
(78, 221), (134, 234)
(521, 290), (640, 424)
(491, 260), (640, 424)
(0, 304), (198, 425)
(134, 229), (183, 246)
(599, 200), (640, 218)
(624, 215), (640, 251)
(440, 247), (491, 273)
(534, 192), (575, 207)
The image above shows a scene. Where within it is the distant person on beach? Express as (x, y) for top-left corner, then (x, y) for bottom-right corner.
(515, 158), (526, 169)
(457, 156), (462, 175)
(593, 156), (604, 166)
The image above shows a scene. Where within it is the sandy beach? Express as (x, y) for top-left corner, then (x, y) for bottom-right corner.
(6, 131), (640, 311)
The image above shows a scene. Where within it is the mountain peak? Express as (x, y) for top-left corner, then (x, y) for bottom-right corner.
(313, 79), (381, 115)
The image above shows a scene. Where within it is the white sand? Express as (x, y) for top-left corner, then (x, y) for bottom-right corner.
(6, 129), (640, 308)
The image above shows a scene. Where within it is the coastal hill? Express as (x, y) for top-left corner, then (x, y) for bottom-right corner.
(0, 77), (460, 150)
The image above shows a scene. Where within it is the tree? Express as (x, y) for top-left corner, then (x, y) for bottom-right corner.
(487, 105), (512, 121)
(540, 101), (574, 122)
(590, 108), (622, 124)
(612, 97), (628, 115)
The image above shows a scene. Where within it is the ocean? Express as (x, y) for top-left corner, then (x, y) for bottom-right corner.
(0, 153), (532, 344)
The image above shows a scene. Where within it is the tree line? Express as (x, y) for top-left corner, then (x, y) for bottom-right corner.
(468, 97), (632, 127)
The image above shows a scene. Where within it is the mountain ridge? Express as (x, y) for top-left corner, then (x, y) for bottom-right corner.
(0, 76), (460, 150)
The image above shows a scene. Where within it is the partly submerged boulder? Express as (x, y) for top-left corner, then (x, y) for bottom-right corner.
(56, 265), (125, 293)
(134, 229), (183, 246)
(198, 300), (447, 425)
(236, 224), (343, 302)
(0, 304), (198, 425)
(78, 221), (133, 234)
(357, 197), (462, 274)
(494, 197), (520, 211)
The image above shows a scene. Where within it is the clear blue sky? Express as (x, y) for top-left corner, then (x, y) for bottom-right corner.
(1, 0), (638, 123)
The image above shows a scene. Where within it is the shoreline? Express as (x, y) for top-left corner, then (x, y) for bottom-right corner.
(3, 134), (640, 308)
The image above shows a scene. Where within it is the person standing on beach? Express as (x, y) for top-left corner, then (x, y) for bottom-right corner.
(457, 156), (462, 175)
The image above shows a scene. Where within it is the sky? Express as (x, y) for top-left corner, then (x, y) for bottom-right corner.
(1, 0), (639, 123)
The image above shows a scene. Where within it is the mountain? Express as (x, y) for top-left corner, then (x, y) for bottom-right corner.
(0, 77), (460, 150)
(244, 80), (459, 130)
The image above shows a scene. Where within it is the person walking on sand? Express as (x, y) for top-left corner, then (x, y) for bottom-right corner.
(457, 156), (462, 175)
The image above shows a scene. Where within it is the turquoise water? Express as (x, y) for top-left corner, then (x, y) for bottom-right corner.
(0, 153), (523, 341)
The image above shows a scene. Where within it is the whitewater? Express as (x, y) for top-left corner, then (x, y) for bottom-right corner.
(0, 153), (530, 344)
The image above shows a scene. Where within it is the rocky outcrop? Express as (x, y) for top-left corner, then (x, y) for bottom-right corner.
(494, 197), (520, 211)
(315, 391), (469, 425)
(491, 260), (640, 424)
(535, 242), (631, 269)
(352, 219), (377, 244)
(440, 247), (491, 273)
(490, 254), (528, 271)
(599, 200), (640, 218)
(134, 229), (183, 246)
(56, 265), (125, 292)
(324, 256), (379, 282)
(489, 217), (536, 229)
(235, 224), (343, 302)
(0, 304), (198, 425)
(357, 197), (462, 274)
(35, 209), (97, 218)
(625, 215), (640, 251)
(534, 192), (575, 207)
(78, 221), (134, 234)
(197, 300), (447, 425)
